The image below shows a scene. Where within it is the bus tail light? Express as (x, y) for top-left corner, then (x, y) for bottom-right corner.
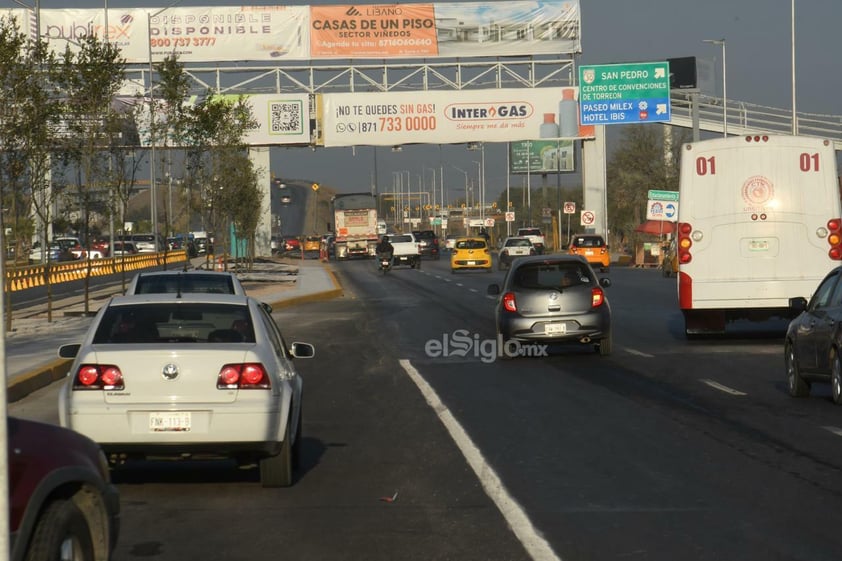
(828, 219), (842, 260)
(677, 222), (693, 264)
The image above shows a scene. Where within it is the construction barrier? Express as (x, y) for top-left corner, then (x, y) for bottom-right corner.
(4, 250), (188, 293)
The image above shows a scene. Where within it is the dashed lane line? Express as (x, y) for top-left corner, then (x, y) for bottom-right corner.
(399, 359), (563, 561)
(700, 379), (747, 396)
(822, 426), (842, 437)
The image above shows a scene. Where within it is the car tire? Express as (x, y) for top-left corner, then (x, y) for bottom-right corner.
(260, 415), (293, 488)
(597, 331), (612, 356)
(832, 350), (842, 405)
(785, 341), (811, 397)
(24, 498), (95, 561)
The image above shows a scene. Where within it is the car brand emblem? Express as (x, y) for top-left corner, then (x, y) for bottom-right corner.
(162, 363), (179, 380)
(549, 291), (560, 301)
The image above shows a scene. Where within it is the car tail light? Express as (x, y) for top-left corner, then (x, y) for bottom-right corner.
(677, 222), (693, 264)
(73, 364), (124, 390)
(217, 363), (271, 389)
(591, 287), (605, 307)
(827, 219), (842, 260)
(502, 292), (517, 312)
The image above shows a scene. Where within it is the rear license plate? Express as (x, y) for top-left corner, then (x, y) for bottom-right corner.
(748, 240), (769, 251)
(467, 260), (476, 265)
(545, 323), (567, 335)
(584, 250), (594, 255)
(149, 412), (191, 432)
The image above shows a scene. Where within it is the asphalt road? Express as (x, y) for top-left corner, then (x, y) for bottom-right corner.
(10, 253), (842, 561)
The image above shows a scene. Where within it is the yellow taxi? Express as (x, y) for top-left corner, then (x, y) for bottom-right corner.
(568, 234), (610, 272)
(450, 237), (492, 273)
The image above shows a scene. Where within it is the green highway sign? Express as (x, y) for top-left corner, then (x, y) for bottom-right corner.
(579, 62), (671, 125)
(648, 189), (679, 201)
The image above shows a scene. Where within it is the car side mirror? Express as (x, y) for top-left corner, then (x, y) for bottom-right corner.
(789, 296), (808, 313)
(600, 278), (612, 288)
(289, 342), (315, 359)
(487, 284), (500, 295)
(58, 343), (81, 359)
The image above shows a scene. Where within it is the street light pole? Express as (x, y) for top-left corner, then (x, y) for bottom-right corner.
(703, 38), (727, 137)
(791, 0), (797, 134)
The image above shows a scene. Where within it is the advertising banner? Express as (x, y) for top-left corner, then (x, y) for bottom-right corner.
(509, 140), (575, 174)
(321, 87), (594, 147)
(134, 93), (311, 147)
(7, 1), (579, 63)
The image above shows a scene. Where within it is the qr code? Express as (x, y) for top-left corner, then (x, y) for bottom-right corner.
(270, 101), (303, 135)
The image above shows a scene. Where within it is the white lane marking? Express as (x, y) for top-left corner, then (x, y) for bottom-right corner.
(822, 426), (842, 437)
(486, 295), (496, 300)
(456, 283), (464, 287)
(443, 278), (452, 283)
(434, 275), (443, 280)
(469, 288), (478, 293)
(700, 379), (747, 396)
(623, 348), (655, 358)
(399, 359), (562, 561)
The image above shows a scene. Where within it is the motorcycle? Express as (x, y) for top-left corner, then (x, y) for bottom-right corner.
(378, 254), (392, 274)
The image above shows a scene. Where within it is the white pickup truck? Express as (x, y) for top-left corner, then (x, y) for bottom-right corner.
(516, 227), (545, 254)
(385, 233), (421, 269)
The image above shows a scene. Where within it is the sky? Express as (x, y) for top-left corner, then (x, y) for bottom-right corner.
(5, 0), (841, 203)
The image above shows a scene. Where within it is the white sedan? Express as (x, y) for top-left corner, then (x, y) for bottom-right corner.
(57, 293), (314, 487)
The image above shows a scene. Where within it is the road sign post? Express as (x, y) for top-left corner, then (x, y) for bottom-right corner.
(579, 62), (671, 126)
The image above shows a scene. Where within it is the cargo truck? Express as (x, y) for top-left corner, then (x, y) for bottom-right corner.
(332, 193), (379, 259)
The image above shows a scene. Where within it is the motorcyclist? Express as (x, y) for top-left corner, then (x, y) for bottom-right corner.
(376, 235), (394, 268)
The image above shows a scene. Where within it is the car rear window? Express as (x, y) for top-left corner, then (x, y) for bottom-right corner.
(456, 239), (486, 250)
(506, 239), (531, 247)
(94, 303), (254, 344)
(134, 274), (236, 295)
(513, 262), (591, 290)
(572, 236), (605, 247)
(391, 235), (413, 243)
(518, 229), (541, 236)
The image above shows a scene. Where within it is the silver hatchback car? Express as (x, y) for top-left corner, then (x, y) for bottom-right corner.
(487, 255), (612, 356)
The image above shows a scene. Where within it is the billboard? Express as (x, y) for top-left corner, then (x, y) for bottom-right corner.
(509, 140), (575, 174)
(321, 87), (595, 147)
(134, 93), (312, 147)
(4, 1), (580, 63)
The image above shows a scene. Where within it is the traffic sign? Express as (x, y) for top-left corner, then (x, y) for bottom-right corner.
(505, 211), (515, 222)
(581, 210), (595, 226)
(579, 62), (671, 125)
(648, 189), (679, 201)
(647, 200), (679, 221)
(563, 201), (576, 214)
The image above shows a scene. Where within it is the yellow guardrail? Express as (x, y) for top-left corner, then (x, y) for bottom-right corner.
(4, 250), (188, 292)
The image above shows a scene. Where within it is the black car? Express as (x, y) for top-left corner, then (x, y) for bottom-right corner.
(412, 230), (440, 259)
(785, 265), (842, 403)
(488, 255), (612, 357)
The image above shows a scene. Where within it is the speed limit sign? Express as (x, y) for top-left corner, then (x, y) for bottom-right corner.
(581, 210), (595, 226)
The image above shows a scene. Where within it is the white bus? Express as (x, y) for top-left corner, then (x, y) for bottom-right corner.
(676, 134), (842, 336)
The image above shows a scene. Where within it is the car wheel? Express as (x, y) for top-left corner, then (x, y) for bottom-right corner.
(597, 331), (612, 356)
(785, 341), (810, 397)
(832, 350), (842, 405)
(24, 498), (95, 561)
(260, 415), (293, 488)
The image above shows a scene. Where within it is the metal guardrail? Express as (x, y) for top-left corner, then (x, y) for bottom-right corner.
(671, 92), (842, 149)
(4, 250), (188, 292)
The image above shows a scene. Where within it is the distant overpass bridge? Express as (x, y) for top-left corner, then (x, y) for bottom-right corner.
(670, 92), (842, 150)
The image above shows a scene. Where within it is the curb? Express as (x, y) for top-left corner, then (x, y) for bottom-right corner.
(8, 358), (72, 403)
(268, 264), (344, 310)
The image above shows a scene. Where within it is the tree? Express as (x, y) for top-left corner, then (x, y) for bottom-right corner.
(56, 32), (126, 313)
(0, 15), (65, 325)
(606, 124), (688, 251)
(184, 92), (259, 269)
